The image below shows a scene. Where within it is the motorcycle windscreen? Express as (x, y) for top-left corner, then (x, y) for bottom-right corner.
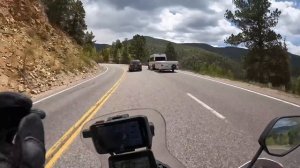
(81, 108), (185, 168)
(239, 158), (284, 168)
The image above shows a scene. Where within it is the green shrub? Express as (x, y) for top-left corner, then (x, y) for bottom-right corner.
(81, 45), (100, 64)
(290, 77), (300, 95)
(296, 77), (300, 94)
(181, 59), (234, 79)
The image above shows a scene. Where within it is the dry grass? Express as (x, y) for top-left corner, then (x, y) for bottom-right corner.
(50, 60), (62, 74)
(37, 29), (49, 41)
(26, 29), (36, 38)
(64, 54), (84, 72)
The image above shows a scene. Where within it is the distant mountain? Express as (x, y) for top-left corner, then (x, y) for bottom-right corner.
(181, 43), (247, 63)
(100, 36), (300, 78)
(182, 43), (300, 77)
(94, 43), (110, 52)
(144, 36), (244, 79)
(144, 36), (238, 58)
(271, 125), (300, 134)
(290, 54), (300, 77)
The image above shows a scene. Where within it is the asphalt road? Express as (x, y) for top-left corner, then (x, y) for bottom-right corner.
(33, 64), (300, 168)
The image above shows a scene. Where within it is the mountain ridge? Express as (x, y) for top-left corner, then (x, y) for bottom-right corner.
(181, 43), (300, 77)
(143, 36), (244, 79)
(95, 36), (300, 78)
(95, 43), (110, 51)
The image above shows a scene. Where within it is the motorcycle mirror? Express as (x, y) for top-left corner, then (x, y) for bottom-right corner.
(259, 116), (300, 156)
(246, 116), (300, 168)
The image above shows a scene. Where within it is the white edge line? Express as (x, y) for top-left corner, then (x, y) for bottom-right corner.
(181, 71), (300, 108)
(33, 65), (108, 104)
(187, 93), (226, 120)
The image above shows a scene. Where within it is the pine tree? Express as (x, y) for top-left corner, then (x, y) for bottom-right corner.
(111, 42), (119, 64)
(165, 42), (177, 61)
(102, 49), (110, 63)
(115, 39), (122, 50)
(67, 0), (87, 45)
(129, 34), (148, 62)
(225, 0), (290, 86)
(83, 31), (96, 47)
(42, 0), (70, 26)
(121, 38), (130, 64)
(42, 0), (87, 45)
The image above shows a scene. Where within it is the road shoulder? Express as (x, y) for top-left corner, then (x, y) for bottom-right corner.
(179, 70), (300, 105)
(32, 64), (106, 102)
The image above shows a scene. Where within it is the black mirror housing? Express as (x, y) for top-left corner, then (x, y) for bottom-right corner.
(82, 129), (91, 138)
(258, 117), (279, 148)
(258, 116), (300, 157)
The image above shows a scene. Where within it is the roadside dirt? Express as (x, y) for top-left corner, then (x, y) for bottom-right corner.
(31, 64), (106, 101)
(0, 0), (99, 96)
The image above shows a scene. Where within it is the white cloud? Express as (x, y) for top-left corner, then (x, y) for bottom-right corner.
(286, 41), (300, 55)
(83, 0), (300, 55)
(270, 0), (300, 55)
(156, 8), (185, 31)
(271, 0), (300, 35)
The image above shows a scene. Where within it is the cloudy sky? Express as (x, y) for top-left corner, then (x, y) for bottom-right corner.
(83, 0), (300, 55)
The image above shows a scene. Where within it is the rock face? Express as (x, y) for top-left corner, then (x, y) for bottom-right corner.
(0, 0), (99, 95)
(0, 74), (9, 86)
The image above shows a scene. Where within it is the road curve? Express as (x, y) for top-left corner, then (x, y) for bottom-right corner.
(36, 64), (299, 168)
(33, 64), (124, 149)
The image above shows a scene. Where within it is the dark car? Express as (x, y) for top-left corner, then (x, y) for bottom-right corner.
(129, 60), (142, 72)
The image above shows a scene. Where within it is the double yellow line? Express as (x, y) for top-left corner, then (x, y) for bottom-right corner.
(45, 70), (126, 168)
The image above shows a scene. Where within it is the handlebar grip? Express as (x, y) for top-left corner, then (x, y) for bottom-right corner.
(30, 109), (46, 119)
(82, 129), (92, 138)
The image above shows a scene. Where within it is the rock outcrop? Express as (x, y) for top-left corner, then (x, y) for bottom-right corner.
(0, 0), (99, 95)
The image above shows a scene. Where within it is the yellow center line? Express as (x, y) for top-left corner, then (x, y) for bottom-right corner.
(45, 69), (126, 168)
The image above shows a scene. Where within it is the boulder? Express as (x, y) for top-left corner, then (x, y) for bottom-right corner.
(18, 84), (25, 92)
(26, 38), (32, 44)
(8, 81), (17, 88)
(0, 74), (9, 86)
(41, 87), (47, 92)
(30, 89), (38, 94)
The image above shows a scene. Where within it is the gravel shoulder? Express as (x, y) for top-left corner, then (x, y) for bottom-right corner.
(32, 64), (106, 102)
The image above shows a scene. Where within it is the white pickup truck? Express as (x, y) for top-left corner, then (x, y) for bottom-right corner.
(148, 54), (178, 72)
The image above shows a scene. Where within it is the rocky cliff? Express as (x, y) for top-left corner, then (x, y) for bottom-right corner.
(0, 0), (99, 95)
